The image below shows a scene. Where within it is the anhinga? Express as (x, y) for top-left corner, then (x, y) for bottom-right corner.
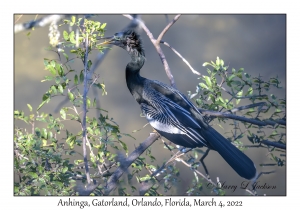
(102, 30), (256, 180)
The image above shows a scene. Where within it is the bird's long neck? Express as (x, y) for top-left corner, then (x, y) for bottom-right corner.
(125, 50), (145, 103)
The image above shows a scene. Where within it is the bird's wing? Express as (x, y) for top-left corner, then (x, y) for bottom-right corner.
(141, 80), (207, 146)
(150, 81), (202, 113)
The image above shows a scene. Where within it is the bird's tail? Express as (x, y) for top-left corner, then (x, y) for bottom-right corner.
(201, 126), (256, 180)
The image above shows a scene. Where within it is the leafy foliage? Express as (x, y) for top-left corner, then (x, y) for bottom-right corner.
(14, 16), (131, 196)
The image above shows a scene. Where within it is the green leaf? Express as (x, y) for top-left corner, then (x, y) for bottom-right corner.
(42, 128), (48, 139)
(71, 16), (76, 23)
(119, 140), (128, 155)
(48, 66), (56, 76)
(60, 109), (66, 120)
(216, 57), (220, 66)
(236, 73), (242, 79)
(58, 65), (64, 76)
(74, 159), (84, 165)
(42, 139), (47, 146)
(238, 68), (244, 73)
(68, 92), (74, 101)
(63, 53), (69, 61)
(202, 62), (212, 67)
(55, 76), (60, 84)
(37, 100), (47, 111)
(253, 78), (260, 83)
(43, 59), (49, 67)
(42, 93), (50, 101)
(87, 98), (91, 108)
(228, 74), (236, 81)
(231, 80), (242, 86)
(100, 23), (107, 29)
(41, 76), (53, 82)
(80, 70), (84, 83)
(50, 60), (56, 68)
(62, 166), (68, 173)
(74, 75), (78, 85)
(237, 90), (243, 97)
(69, 31), (76, 44)
(48, 131), (53, 139)
(203, 76), (212, 88)
(245, 87), (253, 96)
(57, 66), (64, 76)
(87, 127), (94, 135)
(199, 83), (208, 89)
(27, 104), (32, 112)
(58, 84), (63, 94)
(220, 59), (224, 67)
(140, 175), (151, 182)
(63, 31), (69, 41)
(88, 60), (92, 69)
(244, 73), (250, 78)
(28, 172), (38, 179)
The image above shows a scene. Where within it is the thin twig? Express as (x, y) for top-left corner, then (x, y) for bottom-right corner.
(179, 158), (217, 188)
(160, 40), (201, 75)
(229, 102), (267, 114)
(14, 15), (23, 24)
(156, 14), (181, 44)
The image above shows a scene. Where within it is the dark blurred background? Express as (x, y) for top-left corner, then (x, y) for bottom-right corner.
(14, 14), (286, 195)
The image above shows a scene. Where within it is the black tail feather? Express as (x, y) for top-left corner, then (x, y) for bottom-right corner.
(202, 127), (256, 180)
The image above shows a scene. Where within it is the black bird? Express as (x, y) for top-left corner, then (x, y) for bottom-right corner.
(102, 30), (256, 180)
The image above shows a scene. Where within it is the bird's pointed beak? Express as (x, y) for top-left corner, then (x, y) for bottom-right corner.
(98, 36), (115, 45)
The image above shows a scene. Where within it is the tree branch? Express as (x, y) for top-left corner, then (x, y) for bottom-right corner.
(160, 40), (201, 75)
(104, 132), (160, 195)
(82, 29), (91, 184)
(261, 140), (286, 150)
(199, 109), (286, 126)
(156, 15), (181, 44)
(229, 102), (267, 114)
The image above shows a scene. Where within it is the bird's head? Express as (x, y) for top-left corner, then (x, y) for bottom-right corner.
(100, 30), (144, 56)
